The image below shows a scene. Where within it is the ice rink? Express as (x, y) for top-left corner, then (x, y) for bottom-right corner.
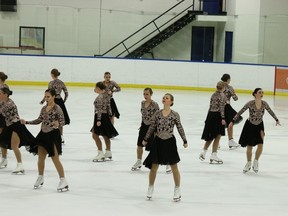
(1, 85), (288, 216)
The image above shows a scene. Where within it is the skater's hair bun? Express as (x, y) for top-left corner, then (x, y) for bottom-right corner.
(0, 72), (8, 81)
(96, 81), (106, 90)
(51, 68), (61, 77)
(1, 87), (12, 96)
(221, 74), (230, 82)
(252, 88), (262, 97)
(165, 93), (174, 106)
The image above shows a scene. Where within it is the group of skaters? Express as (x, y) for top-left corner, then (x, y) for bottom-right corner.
(0, 70), (281, 201)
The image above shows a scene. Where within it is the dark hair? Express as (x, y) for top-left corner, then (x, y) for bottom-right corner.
(165, 93), (174, 106)
(96, 81), (106, 90)
(0, 72), (8, 82)
(51, 68), (61, 77)
(252, 88), (262, 97)
(104, 72), (111, 76)
(1, 87), (12, 96)
(144, 87), (153, 95)
(45, 88), (56, 97)
(221, 74), (230, 82)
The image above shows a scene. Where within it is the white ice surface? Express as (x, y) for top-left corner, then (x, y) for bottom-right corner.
(1, 86), (288, 216)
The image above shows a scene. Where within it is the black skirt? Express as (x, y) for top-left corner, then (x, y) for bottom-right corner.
(55, 98), (70, 125)
(143, 136), (180, 169)
(201, 111), (225, 141)
(29, 129), (62, 157)
(110, 98), (120, 119)
(239, 120), (264, 147)
(224, 104), (243, 127)
(137, 122), (153, 151)
(0, 121), (35, 150)
(91, 113), (119, 138)
(0, 114), (6, 128)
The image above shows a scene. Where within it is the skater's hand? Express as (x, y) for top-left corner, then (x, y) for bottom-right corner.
(142, 140), (148, 146)
(39, 101), (44, 105)
(97, 121), (101, 126)
(52, 121), (59, 129)
(221, 119), (226, 126)
(183, 143), (188, 148)
(276, 120), (281, 126)
(228, 122), (233, 128)
(20, 119), (26, 124)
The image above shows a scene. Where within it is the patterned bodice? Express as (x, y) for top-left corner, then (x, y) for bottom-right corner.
(209, 90), (226, 119)
(104, 80), (121, 98)
(223, 83), (238, 104)
(233, 100), (278, 125)
(48, 79), (68, 101)
(141, 100), (159, 125)
(0, 98), (20, 126)
(144, 109), (187, 143)
(94, 92), (112, 120)
(27, 104), (65, 133)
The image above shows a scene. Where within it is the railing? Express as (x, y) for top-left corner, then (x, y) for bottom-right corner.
(97, 0), (195, 57)
(0, 46), (45, 55)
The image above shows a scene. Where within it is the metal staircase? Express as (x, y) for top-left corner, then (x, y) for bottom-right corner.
(96, 0), (197, 59)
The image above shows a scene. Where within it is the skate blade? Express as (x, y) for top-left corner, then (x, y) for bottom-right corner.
(210, 160), (223, 164)
(147, 196), (152, 200)
(199, 156), (205, 161)
(0, 165), (7, 169)
(92, 158), (105, 162)
(34, 184), (44, 189)
(166, 170), (172, 174)
(252, 168), (258, 173)
(131, 167), (141, 171)
(173, 197), (181, 202)
(57, 186), (69, 192)
(229, 145), (240, 150)
(12, 170), (25, 175)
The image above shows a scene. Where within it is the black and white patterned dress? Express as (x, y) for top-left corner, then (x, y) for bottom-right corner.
(233, 100), (278, 147)
(143, 109), (187, 169)
(104, 80), (121, 119)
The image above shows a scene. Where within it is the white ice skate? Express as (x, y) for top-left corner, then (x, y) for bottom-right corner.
(243, 161), (252, 173)
(57, 177), (69, 192)
(252, 160), (259, 173)
(147, 185), (154, 200)
(166, 165), (172, 174)
(12, 163), (25, 174)
(228, 139), (240, 149)
(199, 149), (207, 161)
(210, 152), (223, 164)
(104, 150), (112, 161)
(131, 159), (142, 171)
(92, 151), (105, 162)
(0, 158), (8, 169)
(173, 186), (181, 202)
(34, 175), (44, 189)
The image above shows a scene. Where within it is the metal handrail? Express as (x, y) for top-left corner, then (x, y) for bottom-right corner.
(116, 4), (194, 57)
(98, 0), (194, 57)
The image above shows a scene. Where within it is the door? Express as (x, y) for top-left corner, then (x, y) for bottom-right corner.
(191, 26), (214, 62)
(224, 31), (233, 63)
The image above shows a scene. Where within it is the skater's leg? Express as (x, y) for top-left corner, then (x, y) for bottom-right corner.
(203, 140), (213, 150)
(137, 146), (143, 160)
(11, 132), (21, 163)
(37, 146), (47, 175)
(92, 132), (102, 151)
(103, 136), (111, 151)
(149, 164), (159, 186)
(1, 147), (7, 158)
(212, 135), (221, 153)
(246, 145), (253, 161)
(170, 164), (180, 187)
(51, 145), (65, 178)
(255, 131), (264, 160)
(227, 125), (233, 140)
